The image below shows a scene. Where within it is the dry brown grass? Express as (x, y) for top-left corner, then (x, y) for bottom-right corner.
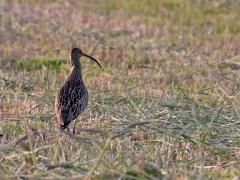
(0, 0), (240, 179)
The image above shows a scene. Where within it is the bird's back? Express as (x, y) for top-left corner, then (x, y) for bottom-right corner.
(55, 77), (88, 128)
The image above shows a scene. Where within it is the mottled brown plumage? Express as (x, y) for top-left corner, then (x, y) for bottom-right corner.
(55, 48), (101, 133)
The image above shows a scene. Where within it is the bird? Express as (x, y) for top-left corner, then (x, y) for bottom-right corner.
(55, 48), (101, 134)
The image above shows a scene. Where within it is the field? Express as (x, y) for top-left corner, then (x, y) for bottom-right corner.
(0, 0), (240, 179)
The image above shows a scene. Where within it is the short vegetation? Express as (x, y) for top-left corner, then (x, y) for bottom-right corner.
(0, 0), (240, 179)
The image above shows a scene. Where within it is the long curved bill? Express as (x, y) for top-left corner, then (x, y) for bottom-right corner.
(82, 53), (102, 68)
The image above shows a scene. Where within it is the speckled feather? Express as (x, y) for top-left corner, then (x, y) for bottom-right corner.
(55, 48), (101, 131)
(55, 73), (88, 128)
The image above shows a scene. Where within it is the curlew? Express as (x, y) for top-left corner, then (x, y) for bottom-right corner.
(55, 48), (101, 134)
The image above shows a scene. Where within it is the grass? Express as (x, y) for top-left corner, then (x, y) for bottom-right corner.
(0, 0), (240, 179)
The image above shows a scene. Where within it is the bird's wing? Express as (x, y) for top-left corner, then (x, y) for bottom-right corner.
(55, 81), (88, 126)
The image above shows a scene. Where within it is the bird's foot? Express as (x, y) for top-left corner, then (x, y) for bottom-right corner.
(59, 126), (74, 138)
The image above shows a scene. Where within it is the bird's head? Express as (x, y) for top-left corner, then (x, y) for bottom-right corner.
(71, 48), (101, 68)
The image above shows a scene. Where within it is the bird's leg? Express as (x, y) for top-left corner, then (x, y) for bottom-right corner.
(72, 120), (78, 135)
(67, 127), (70, 133)
(66, 127), (74, 139)
(60, 125), (73, 138)
(59, 125), (65, 134)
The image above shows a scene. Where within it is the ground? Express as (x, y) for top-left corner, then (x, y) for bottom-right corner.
(0, 0), (240, 179)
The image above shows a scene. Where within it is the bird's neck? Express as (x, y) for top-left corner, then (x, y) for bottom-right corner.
(71, 55), (80, 67)
(70, 66), (82, 81)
